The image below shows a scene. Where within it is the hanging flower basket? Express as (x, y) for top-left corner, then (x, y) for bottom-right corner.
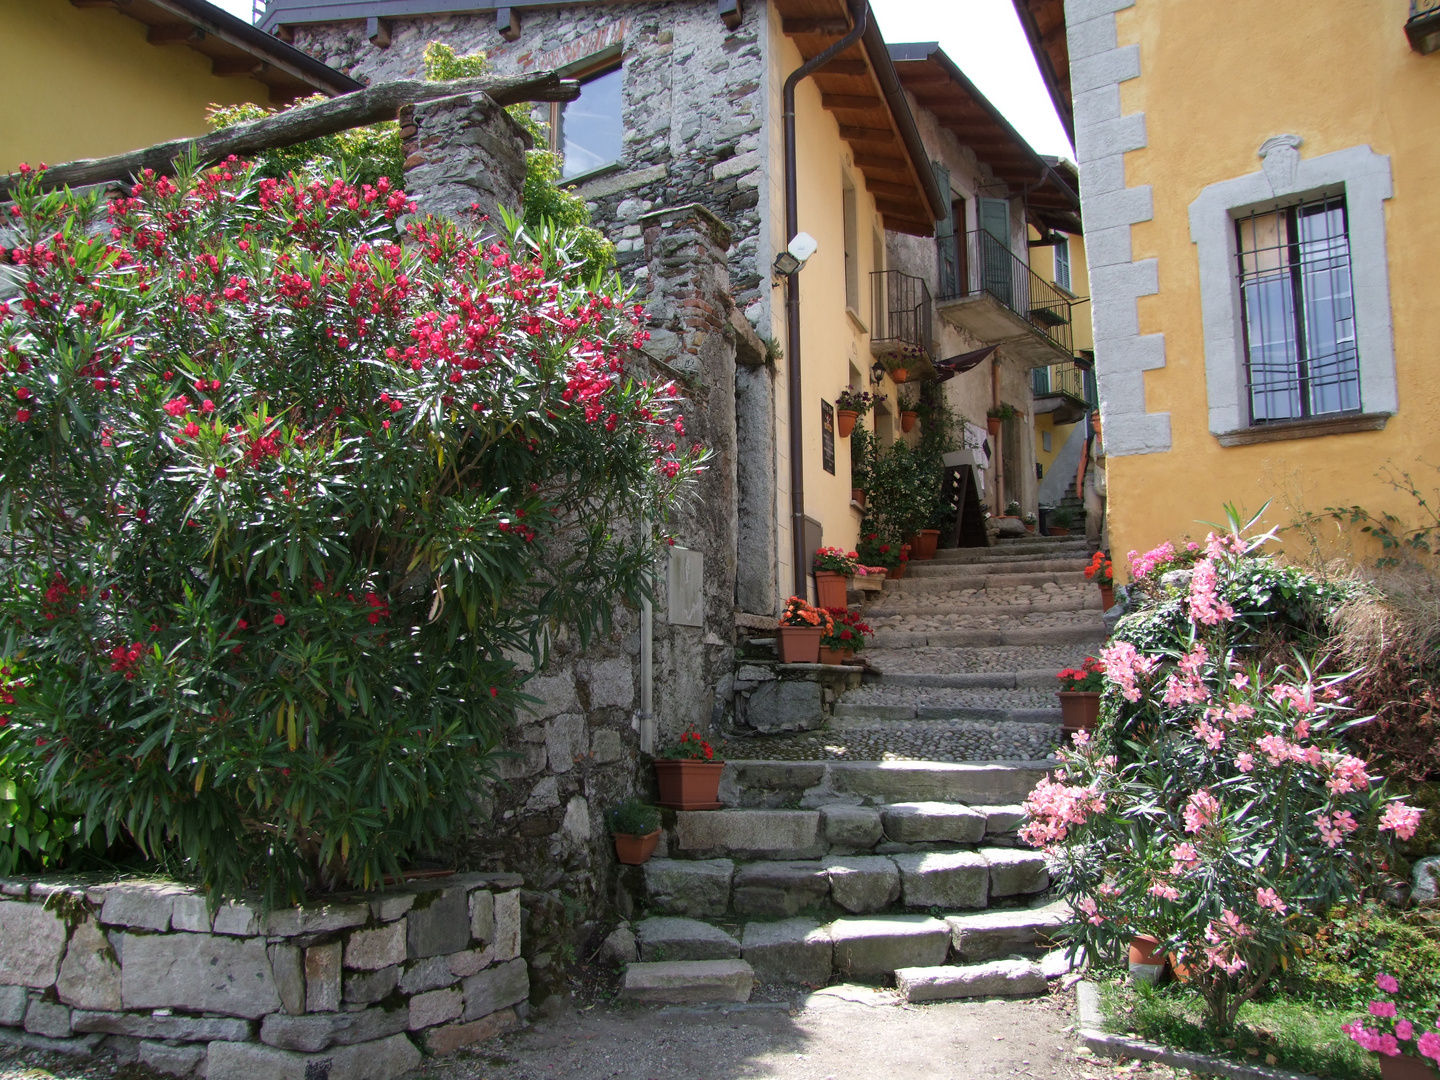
(986, 416), (1002, 437)
(900, 410), (917, 433)
(890, 367), (909, 384)
(851, 487), (865, 508)
(837, 409), (859, 439)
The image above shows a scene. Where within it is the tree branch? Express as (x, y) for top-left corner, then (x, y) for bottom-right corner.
(0, 73), (580, 199)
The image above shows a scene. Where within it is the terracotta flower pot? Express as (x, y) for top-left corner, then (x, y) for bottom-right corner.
(776, 624), (822, 663)
(614, 829), (661, 865)
(819, 645), (847, 665)
(1380, 1056), (1440, 1080)
(1049, 526), (1070, 536)
(837, 409), (858, 439)
(851, 487), (865, 508)
(890, 367), (908, 383)
(900, 410), (917, 433)
(1058, 691), (1101, 733)
(1098, 583), (1115, 610)
(886, 562), (906, 580)
(986, 416), (1002, 437)
(1128, 934), (1167, 986)
(1025, 524), (1035, 533)
(912, 529), (940, 560)
(654, 759), (725, 810)
(814, 570), (849, 610)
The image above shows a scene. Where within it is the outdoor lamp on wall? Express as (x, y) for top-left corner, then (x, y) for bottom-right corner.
(869, 359), (887, 385)
(772, 231), (818, 279)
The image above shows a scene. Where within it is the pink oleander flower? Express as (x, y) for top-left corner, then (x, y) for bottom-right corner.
(1183, 789), (1220, 833)
(1170, 842), (1200, 874)
(1379, 801), (1424, 840)
(1327, 754), (1371, 795)
(1127, 540), (1175, 580)
(1149, 880), (1180, 901)
(1256, 887), (1287, 914)
(1418, 1031), (1440, 1062)
(1100, 640), (1160, 702)
(1204, 531), (1249, 558)
(1270, 682), (1317, 714)
(1370, 1001), (1398, 1019)
(1191, 717), (1226, 751)
(1316, 810), (1358, 848)
(1258, 733), (1298, 766)
(1235, 752), (1255, 773)
(1377, 973), (1400, 994)
(1230, 672), (1250, 690)
(1187, 558), (1237, 626)
(1076, 895), (1105, 926)
(1396, 1020), (1414, 1041)
(1018, 776), (1106, 847)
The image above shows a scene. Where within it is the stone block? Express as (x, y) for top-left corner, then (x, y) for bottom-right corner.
(205, 1031), (422, 1080)
(893, 852), (990, 909)
(0, 983), (28, 1026)
(462, 957), (528, 1021)
(268, 943), (306, 1015)
(170, 893), (213, 934)
(1041, 946), (1084, 978)
(643, 858), (734, 918)
(71, 1010), (251, 1041)
(469, 889), (495, 944)
(119, 932), (280, 1018)
(599, 927), (637, 966)
(619, 960), (754, 1004)
(346, 921), (407, 971)
(493, 890), (522, 961)
(1413, 856), (1440, 902)
(545, 713), (587, 774)
(636, 917), (740, 962)
(24, 998), (71, 1038)
(741, 919), (832, 987)
(344, 965), (399, 1005)
(55, 918), (121, 1010)
(882, 802), (987, 844)
(369, 893), (415, 922)
(409, 986), (464, 1030)
(306, 941), (342, 1012)
(0, 899), (69, 987)
(820, 804), (883, 849)
(828, 916), (950, 980)
(731, 861), (829, 917)
(212, 899), (259, 936)
(99, 882), (183, 931)
(398, 954), (460, 995)
(524, 672), (578, 718)
(590, 728), (626, 764)
(421, 1006), (518, 1054)
(982, 848), (1050, 897)
(825, 857), (901, 915)
(406, 885), (470, 959)
(137, 1039), (207, 1077)
(975, 805), (1028, 835)
(895, 959), (1047, 1002)
(743, 679), (825, 733)
(588, 658), (634, 709)
(676, 810), (822, 859)
(946, 907), (1066, 960)
(448, 946), (493, 978)
(263, 903), (370, 937)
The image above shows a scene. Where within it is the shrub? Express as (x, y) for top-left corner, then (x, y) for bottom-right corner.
(1027, 512), (1423, 1034)
(0, 161), (700, 903)
(606, 798), (660, 837)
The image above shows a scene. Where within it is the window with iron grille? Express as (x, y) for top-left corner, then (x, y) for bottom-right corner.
(1235, 194), (1360, 424)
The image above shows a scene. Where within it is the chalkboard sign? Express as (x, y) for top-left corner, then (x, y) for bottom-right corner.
(820, 400), (836, 475)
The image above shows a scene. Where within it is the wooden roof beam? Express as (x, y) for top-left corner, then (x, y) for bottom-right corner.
(814, 58), (868, 76)
(820, 93), (884, 111)
(853, 152), (909, 171)
(148, 23), (205, 46)
(865, 178), (921, 198)
(782, 16), (851, 35)
(213, 56), (266, 77)
(839, 125), (896, 144)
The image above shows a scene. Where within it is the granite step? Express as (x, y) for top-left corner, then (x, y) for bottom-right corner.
(720, 759), (1052, 807)
(864, 596), (1100, 619)
(806, 719), (1062, 764)
(864, 645), (1092, 679)
(619, 959), (754, 1004)
(895, 958), (1047, 1001)
(833, 686), (1060, 722)
(869, 623), (1105, 649)
(893, 564), (1091, 584)
(869, 669), (1059, 689)
(945, 903), (1068, 960)
(834, 704), (1060, 724)
(929, 548), (1090, 565)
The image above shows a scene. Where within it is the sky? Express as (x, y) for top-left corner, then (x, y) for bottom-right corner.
(212, 0), (1071, 159)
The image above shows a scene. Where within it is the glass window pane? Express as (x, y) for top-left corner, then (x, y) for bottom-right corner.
(1297, 201), (1360, 415)
(1237, 209), (1301, 421)
(560, 67), (623, 180)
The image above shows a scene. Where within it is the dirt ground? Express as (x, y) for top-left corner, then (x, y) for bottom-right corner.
(0, 986), (1185, 1080)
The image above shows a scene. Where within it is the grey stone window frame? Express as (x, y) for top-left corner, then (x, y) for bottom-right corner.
(1188, 138), (1396, 441)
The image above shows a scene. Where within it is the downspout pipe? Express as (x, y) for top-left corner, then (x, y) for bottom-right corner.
(782, 0), (869, 600)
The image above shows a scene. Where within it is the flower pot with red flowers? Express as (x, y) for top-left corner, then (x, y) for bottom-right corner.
(776, 596), (830, 663)
(1343, 974), (1440, 1079)
(856, 532), (899, 578)
(852, 566), (886, 593)
(819, 608), (872, 664)
(1084, 550), (1115, 609)
(1056, 657), (1105, 736)
(813, 546), (859, 609)
(608, 798), (662, 865)
(653, 727), (725, 810)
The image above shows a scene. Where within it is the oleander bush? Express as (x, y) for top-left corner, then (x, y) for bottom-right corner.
(0, 158), (701, 903)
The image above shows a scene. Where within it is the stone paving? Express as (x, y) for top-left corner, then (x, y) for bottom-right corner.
(867, 607), (1104, 634)
(865, 581), (1098, 615)
(865, 645), (1090, 675)
(839, 686), (1060, 711)
(717, 719), (1062, 763)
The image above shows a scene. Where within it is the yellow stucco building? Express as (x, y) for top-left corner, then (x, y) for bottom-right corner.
(1017, 0), (1440, 572)
(0, 0), (356, 175)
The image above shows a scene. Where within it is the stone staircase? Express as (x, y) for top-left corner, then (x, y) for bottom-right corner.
(619, 537), (1101, 1005)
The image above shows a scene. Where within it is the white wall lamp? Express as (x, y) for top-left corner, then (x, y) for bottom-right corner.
(772, 231), (818, 280)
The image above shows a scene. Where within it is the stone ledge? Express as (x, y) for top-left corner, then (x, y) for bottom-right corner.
(1214, 412), (1389, 447)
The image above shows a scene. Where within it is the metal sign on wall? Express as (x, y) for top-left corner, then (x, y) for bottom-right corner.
(821, 400), (836, 475)
(667, 546), (704, 627)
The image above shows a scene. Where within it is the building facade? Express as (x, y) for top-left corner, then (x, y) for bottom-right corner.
(1016, 0), (1440, 568)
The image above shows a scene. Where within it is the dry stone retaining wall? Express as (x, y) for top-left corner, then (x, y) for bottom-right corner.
(0, 873), (526, 1079)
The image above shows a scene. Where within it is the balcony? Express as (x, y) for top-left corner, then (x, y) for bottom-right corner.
(1409, 0), (1440, 52)
(935, 231), (1074, 367)
(1031, 360), (1097, 425)
(870, 269), (936, 377)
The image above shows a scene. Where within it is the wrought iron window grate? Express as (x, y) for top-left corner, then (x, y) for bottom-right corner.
(1236, 194), (1361, 425)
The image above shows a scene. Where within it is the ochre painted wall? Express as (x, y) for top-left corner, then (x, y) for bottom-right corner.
(1106, 0), (1439, 572)
(0, 0), (272, 173)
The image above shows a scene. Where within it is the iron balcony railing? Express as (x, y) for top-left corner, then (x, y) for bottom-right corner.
(941, 231), (1074, 357)
(1031, 361), (1098, 407)
(870, 269), (933, 359)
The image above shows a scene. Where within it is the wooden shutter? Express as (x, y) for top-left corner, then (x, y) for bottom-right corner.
(932, 162), (957, 299)
(977, 198), (1013, 307)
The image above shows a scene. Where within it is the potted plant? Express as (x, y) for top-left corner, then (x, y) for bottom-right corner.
(897, 389), (918, 434)
(819, 607), (873, 664)
(1056, 656), (1105, 737)
(852, 565), (886, 593)
(857, 532), (899, 578)
(812, 546), (858, 609)
(1343, 974), (1440, 1080)
(835, 387), (881, 440)
(776, 596), (830, 663)
(885, 352), (915, 384)
(1023, 512), (1037, 534)
(1084, 550), (1114, 609)
(893, 543), (911, 579)
(653, 727), (725, 810)
(986, 403), (1017, 437)
(1048, 506), (1076, 536)
(608, 798), (662, 865)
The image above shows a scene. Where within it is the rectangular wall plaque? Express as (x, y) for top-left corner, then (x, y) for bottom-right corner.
(821, 399), (836, 475)
(667, 546), (704, 627)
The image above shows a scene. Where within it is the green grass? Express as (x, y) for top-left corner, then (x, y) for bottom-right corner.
(1098, 977), (1380, 1080)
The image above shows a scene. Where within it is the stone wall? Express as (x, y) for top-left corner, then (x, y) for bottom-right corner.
(399, 90), (529, 225)
(0, 873), (526, 1079)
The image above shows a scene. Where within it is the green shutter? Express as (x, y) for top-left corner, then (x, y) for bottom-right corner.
(978, 198), (1010, 249)
(932, 162), (956, 299)
(932, 162), (953, 240)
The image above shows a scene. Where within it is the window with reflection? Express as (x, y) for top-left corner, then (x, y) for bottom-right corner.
(555, 65), (623, 181)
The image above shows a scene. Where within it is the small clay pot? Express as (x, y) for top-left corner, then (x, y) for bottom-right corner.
(614, 830), (661, 865)
(900, 410), (917, 433)
(837, 409), (858, 438)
